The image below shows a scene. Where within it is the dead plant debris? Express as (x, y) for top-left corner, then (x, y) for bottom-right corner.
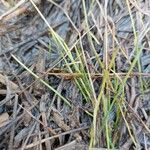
(0, 0), (150, 149)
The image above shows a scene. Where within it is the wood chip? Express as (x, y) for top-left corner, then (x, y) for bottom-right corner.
(0, 112), (9, 127)
(55, 140), (76, 150)
(0, 74), (19, 91)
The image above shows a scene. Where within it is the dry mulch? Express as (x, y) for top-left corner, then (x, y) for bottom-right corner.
(0, 0), (150, 149)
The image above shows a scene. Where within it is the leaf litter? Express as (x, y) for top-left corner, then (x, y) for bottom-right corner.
(0, 0), (150, 149)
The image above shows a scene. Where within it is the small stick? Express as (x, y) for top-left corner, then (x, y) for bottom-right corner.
(24, 126), (89, 149)
(45, 72), (150, 79)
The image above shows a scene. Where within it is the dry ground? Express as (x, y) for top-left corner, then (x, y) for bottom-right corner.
(0, 0), (150, 150)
